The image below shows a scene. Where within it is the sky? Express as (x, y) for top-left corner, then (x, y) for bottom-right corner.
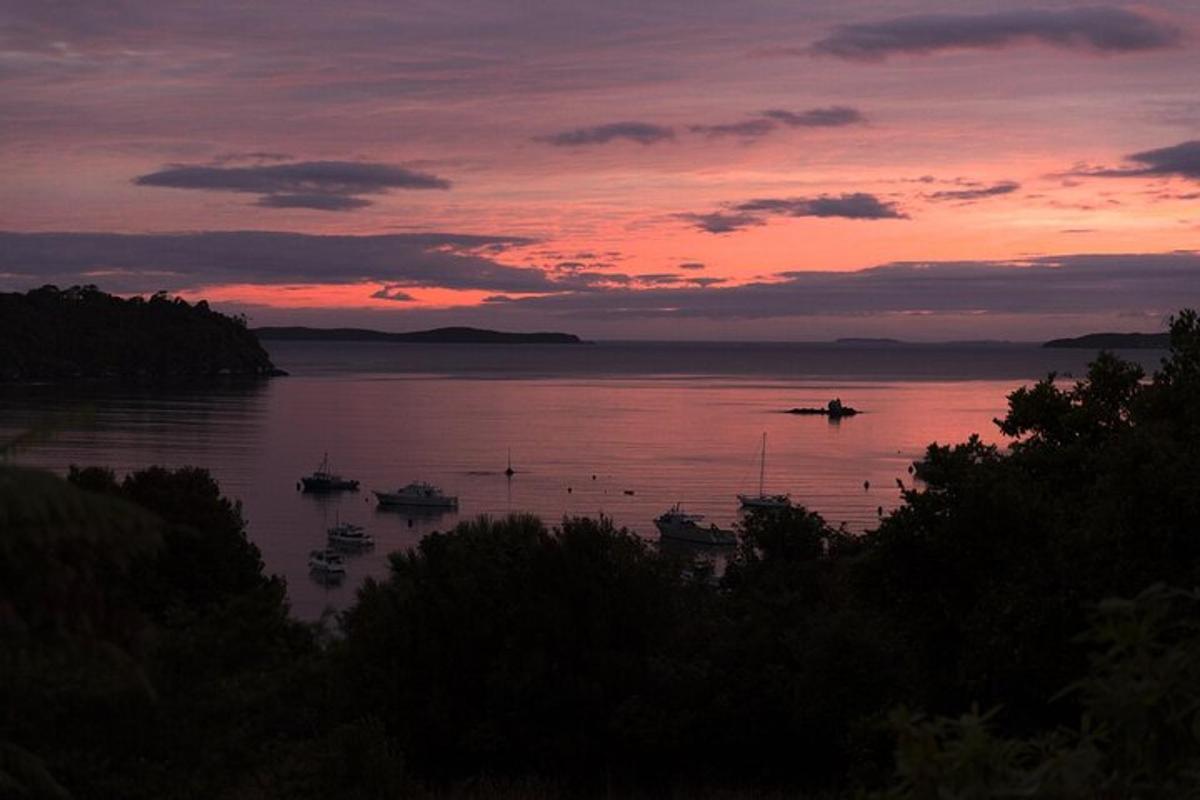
(1, 0), (1198, 340)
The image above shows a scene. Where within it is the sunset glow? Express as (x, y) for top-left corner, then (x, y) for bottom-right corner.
(3, 1), (1198, 338)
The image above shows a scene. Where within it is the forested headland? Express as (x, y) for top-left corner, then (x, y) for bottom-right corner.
(0, 285), (281, 382)
(2, 310), (1199, 798)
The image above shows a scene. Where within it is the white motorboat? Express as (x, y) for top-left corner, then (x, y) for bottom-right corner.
(308, 548), (347, 573)
(738, 432), (790, 510)
(327, 521), (373, 548)
(373, 482), (459, 509)
(654, 504), (736, 546)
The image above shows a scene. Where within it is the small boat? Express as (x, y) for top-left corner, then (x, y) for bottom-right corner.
(738, 433), (790, 510)
(373, 482), (459, 509)
(300, 453), (360, 493)
(654, 504), (736, 546)
(308, 548), (347, 574)
(327, 521), (373, 548)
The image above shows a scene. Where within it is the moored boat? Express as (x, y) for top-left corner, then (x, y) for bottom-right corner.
(327, 521), (373, 548)
(654, 504), (736, 546)
(308, 548), (346, 574)
(738, 433), (791, 510)
(300, 453), (360, 493)
(373, 482), (459, 509)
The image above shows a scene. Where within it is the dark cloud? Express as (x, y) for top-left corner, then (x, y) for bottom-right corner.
(370, 285), (415, 301)
(534, 122), (675, 147)
(635, 273), (684, 285)
(681, 193), (906, 234)
(676, 211), (766, 234)
(678, 262), (706, 270)
(548, 270), (633, 290)
(629, 273), (728, 288)
(810, 7), (1181, 61)
(761, 106), (864, 127)
(256, 193), (372, 211)
(928, 181), (1020, 202)
(0, 231), (547, 293)
(470, 252), (1200, 320)
(690, 106), (865, 139)
(1084, 140), (1200, 180)
(689, 118), (777, 139)
(134, 160), (451, 211)
(734, 193), (907, 219)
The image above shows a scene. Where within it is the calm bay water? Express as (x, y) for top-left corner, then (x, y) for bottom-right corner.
(1, 340), (1166, 619)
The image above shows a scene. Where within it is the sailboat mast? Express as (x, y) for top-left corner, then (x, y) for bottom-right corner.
(759, 433), (766, 496)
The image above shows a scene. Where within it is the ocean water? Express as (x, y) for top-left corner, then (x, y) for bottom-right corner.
(0, 340), (1167, 619)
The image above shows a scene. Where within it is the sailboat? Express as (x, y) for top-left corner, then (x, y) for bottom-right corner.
(738, 433), (791, 509)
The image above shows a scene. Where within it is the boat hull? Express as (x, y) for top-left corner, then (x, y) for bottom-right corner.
(301, 477), (359, 493)
(328, 537), (373, 549)
(655, 520), (737, 546)
(373, 490), (458, 508)
(738, 493), (790, 510)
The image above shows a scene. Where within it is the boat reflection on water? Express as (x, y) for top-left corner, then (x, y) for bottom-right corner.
(374, 501), (456, 529)
(307, 548), (347, 587)
(327, 521), (373, 550)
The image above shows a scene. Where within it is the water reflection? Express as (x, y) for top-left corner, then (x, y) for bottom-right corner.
(4, 342), (1168, 620)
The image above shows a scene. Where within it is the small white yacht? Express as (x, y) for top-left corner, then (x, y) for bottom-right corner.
(373, 482), (459, 509)
(738, 433), (791, 510)
(327, 521), (373, 548)
(308, 548), (346, 574)
(654, 504), (737, 546)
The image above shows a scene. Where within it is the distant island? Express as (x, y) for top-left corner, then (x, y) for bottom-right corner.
(255, 325), (584, 344)
(834, 337), (904, 345)
(1043, 332), (1170, 349)
(786, 398), (860, 418)
(0, 285), (282, 382)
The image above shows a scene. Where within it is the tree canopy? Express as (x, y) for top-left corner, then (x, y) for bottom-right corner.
(0, 285), (280, 382)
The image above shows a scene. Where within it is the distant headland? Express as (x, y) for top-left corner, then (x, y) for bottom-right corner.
(834, 337), (904, 345)
(0, 285), (283, 382)
(1043, 332), (1170, 349)
(255, 326), (585, 345)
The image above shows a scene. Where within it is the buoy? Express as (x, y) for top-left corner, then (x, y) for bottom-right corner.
(567, 487), (573, 493)
(863, 480), (870, 491)
(591, 474), (596, 480)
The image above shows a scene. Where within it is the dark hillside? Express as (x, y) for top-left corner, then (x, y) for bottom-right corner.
(0, 285), (281, 381)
